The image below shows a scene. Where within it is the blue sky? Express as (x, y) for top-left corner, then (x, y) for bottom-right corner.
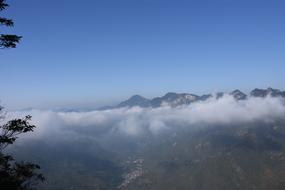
(1, 0), (285, 109)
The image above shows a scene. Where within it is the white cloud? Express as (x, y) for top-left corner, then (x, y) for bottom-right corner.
(6, 96), (285, 141)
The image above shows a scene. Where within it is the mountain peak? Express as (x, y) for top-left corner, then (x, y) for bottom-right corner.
(231, 89), (243, 94)
(150, 92), (200, 107)
(129, 95), (147, 100)
(250, 88), (285, 97)
(162, 92), (180, 100)
(117, 95), (150, 108)
(251, 88), (267, 97)
(230, 89), (247, 100)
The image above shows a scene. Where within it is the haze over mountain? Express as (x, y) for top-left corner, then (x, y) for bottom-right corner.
(6, 88), (285, 189)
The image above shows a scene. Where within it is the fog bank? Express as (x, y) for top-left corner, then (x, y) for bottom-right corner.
(4, 95), (284, 143)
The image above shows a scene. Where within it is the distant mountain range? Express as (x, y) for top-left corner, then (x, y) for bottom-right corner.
(103, 88), (285, 109)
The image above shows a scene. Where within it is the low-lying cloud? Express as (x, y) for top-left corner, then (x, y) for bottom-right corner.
(6, 95), (285, 142)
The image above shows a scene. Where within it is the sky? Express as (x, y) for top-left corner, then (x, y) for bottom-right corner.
(1, 0), (285, 109)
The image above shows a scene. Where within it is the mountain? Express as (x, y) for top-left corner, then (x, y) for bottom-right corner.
(113, 88), (285, 109)
(117, 95), (151, 108)
(150, 92), (200, 107)
(250, 88), (285, 98)
(230, 89), (247, 100)
(116, 93), (201, 108)
(215, 92), (225, 99)
(199, 94), (213, 101)
(14, 88), (285, 190)
(126, 122), (285, 190)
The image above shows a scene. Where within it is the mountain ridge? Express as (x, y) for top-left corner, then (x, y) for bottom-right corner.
(110, 87), (285, 109)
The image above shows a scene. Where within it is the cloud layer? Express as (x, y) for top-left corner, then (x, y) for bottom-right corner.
(5, 95), (285, 143)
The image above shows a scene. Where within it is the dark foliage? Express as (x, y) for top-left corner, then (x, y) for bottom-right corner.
(0, 110), (44, 190)
(0, 0), (22, 48)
